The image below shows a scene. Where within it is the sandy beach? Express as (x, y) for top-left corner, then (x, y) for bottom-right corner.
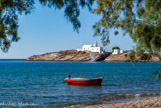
(82, 96), (161, 108)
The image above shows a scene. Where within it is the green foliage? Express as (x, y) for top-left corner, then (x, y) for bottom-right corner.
(0, 0), (94, 52)
(136, 49), (144, 57)
(127, 50), (136, 62)
(141, 53), (151, 61)
(153, 71), (161, 78)
(114, 30), (119, 35)
(93, 0), (161, 53)
(81, 51), (86, 54)
(127, 50), (153, 62)
(0, 0), (34, 52)
(1, 0), (161, 53)
(112, 46), (120, 52)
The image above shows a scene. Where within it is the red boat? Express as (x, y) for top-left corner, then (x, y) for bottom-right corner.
(64, 77), (103, 85)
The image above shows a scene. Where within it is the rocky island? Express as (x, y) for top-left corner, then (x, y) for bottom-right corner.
(26, 50), (161, 62)
(26, 50), (109, 62)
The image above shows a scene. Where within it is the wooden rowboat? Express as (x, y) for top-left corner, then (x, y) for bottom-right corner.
(64, 77), (103, 85)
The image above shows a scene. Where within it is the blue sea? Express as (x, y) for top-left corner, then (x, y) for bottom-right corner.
(0, 59), (161, 107)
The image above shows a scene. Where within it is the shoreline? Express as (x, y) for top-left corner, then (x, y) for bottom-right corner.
(26, 50), (161, 62)
(82, 96), (161, 108)
(24, 60), (161, 62)
(59, 93), (161, 108)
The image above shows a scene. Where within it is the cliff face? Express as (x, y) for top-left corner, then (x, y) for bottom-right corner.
(26, 50), (103, 62)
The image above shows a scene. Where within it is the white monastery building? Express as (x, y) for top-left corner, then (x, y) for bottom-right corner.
(77, 41), (104, 53)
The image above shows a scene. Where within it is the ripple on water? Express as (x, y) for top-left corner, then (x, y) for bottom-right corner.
(0, 61), (160, 107)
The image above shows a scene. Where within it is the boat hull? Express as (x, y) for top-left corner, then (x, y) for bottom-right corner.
(65, 77), (102, 85)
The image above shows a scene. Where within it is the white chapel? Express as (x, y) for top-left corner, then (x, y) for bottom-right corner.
(77, 41), (104, 53)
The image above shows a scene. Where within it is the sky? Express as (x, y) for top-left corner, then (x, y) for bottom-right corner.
(0, 2), (135, 59)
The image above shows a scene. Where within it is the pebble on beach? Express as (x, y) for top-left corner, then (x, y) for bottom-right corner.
(82, 96), (161, 108)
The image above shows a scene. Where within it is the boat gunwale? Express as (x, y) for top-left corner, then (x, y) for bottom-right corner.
(65, 77), (103, 81)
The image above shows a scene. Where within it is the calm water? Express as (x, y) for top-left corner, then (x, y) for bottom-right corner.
(0, 60), (161, 107)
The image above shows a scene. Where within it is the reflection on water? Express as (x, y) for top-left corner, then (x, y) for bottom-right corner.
(66, 83), (102, 87)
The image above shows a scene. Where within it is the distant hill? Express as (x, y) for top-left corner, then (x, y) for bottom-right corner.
(26, 50), (161, 62)
(26, 50), (108, 62)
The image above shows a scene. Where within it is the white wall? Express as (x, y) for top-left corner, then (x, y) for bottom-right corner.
(76, 44), (103, 53)
(82, 45), (92, 51)
(90, 47), (101, 53)
(120, 50), (124, 53)
(79, 45), (103, 53)
(112, 49), (120, 54)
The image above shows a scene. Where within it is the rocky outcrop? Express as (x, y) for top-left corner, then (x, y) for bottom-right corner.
(26, 50), (108, 62)
(27, 50), (161, 62)
(104, 53), (128, 62)
(104, 53), (161, 62)
(136, 53), (161, 62)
